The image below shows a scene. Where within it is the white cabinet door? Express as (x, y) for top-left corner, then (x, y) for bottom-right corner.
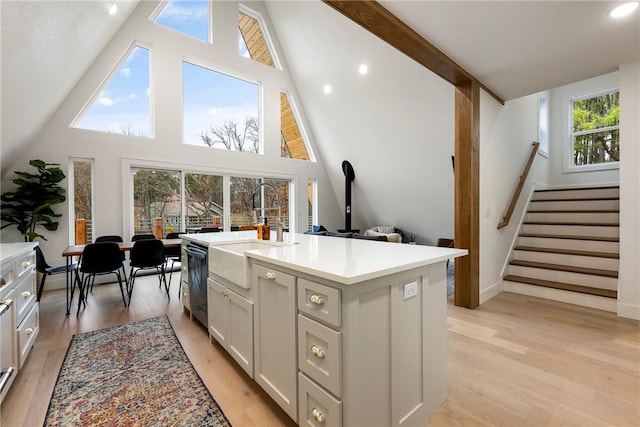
(253, 263), (297, 422)
(208, 278), (228, 347)
(227, 291), (253, 376)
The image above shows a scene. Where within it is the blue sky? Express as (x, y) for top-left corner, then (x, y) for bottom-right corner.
(75, 0), (258, 147)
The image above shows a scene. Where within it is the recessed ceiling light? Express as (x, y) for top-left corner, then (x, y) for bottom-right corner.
(358, 64), (368, 75)
(323, 84), (332, 94)
(608, 1), (638, 18)
(109, 3), (118, 15)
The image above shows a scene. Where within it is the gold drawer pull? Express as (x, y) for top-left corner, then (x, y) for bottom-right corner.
(310, 345), (326, 359)
(309, 294), (324, 305)
(21, 291), (32, 298)
(25, 327), (34, 335)
(311, 407), (326, 424)
(22, 261), (32, 268)
(265, 271), (276, 280)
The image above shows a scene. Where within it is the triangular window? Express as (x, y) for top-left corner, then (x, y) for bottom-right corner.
(152, 0), (209, 42)
(72, 45), (151, 138)
(280, 92), (312, 161)
(238, 8), (280, 69)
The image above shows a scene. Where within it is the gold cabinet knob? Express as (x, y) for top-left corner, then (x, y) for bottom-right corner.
(310, 345), (326, 359)
(265, 271), (276, 280)
(25, 327), (34, 335)
(309, 294), (324, 305)
(22, 261), (32, 268)
(311, 408), (326, 424)
(21, 291), (31, 298)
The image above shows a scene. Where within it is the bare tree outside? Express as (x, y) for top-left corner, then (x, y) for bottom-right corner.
(200, 117), (259, 153)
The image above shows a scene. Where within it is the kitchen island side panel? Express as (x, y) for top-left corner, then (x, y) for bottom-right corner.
(341, 263), (448, 427)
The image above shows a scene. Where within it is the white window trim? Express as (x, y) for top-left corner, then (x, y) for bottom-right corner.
(537, 90), (550, 158)
(562, 87), (620, 173)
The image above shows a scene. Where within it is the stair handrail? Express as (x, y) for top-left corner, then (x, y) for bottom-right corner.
(497, 141), (540, 229)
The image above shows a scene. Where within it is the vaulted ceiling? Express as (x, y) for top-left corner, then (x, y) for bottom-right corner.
(2, 1), (638, 177)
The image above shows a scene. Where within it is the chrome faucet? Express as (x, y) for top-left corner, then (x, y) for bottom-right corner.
(251, 182), (284, 242)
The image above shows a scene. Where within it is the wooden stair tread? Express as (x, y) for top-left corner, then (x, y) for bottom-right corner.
(527, 209), (619, 213)
(534, 185), (619, 193)
(531, 197), (619, 202)
(509, 260), (618, 278)
(523, 221), (619, 227)
(503, 275), (618, 299)
(514, 246), (619, 259)
(519, 233), (619, 242)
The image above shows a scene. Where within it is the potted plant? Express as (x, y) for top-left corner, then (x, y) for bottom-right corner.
(1, 159), (66, 242)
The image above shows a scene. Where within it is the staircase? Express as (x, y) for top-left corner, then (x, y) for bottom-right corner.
(503, 185), (619, 312)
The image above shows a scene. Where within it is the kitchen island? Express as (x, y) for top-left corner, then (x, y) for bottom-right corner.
(181, 232), (466, 427)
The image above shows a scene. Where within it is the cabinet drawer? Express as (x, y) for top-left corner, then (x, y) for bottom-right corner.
(17, 303), (38, 368)
(15, 251), (35, 281)
(298, 315), (342, 397)
(299, 372), (342, 427)
(0, 263), (15, 299)
(298, 279), (341, 328)
(15, 271), (36, 326)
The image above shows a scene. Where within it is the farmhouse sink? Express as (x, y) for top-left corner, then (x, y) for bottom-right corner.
(209, 241), (280, 289)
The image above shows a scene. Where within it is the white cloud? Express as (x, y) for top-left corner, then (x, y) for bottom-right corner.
(128, 93), (138, 100)
(96, 95), (116, 106)
(121, 67), (131, 77)
(145, 87), (150, 97)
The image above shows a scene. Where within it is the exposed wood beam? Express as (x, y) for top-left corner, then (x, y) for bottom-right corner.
(322, 0), (505, 105)
(454, 81), (480, 308)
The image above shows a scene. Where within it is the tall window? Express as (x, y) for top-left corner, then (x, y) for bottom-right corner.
(307, 179), (316, 231)
(132, 168), (181, 234)
(72, 45), (150, 137)
(152, 0), (209, 42)
(71, 159), (94, 244)
(280, 92), (312, 161)
(185, 173), (223, 230)
(570, 90), (620, 168)
(183, 62), (259, 150)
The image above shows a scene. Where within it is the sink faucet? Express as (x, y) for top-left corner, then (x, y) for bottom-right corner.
(252, 182), (284, 242)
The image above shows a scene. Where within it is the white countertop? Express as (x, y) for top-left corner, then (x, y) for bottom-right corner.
(184, 232), (467, 285)
(0, 242), (38, 265)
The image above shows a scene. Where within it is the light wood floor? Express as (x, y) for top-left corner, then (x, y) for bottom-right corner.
(1, 275), (638, 426)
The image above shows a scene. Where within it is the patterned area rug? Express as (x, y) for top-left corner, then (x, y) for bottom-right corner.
(44, 316), (231, 427)
(447, 260), (455, 297)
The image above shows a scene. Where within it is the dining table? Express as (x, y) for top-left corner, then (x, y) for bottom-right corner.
(61, 238), (182, 315)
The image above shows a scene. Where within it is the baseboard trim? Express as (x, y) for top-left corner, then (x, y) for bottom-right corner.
(480, 280), (502, 304)
(617, 302), (640, 320)
(503, 280), (617, 312)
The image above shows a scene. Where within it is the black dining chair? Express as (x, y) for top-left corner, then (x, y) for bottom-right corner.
(131, 234), (156, 242)
(34, 245), (78, 302)
(78, 242), (128, 314)
(94, 235), (127, 285)
(128, 239), (168, 303)
(165, 232), (182, 292)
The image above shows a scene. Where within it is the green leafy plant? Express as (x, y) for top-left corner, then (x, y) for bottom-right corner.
(1, 159), (66, 242)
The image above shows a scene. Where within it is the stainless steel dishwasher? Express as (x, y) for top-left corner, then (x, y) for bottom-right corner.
(185, 243), (208, 327)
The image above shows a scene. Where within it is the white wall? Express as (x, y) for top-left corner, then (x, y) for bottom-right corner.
(618, 60), (640, 320)
(267, 1), (455, 245)
(479, 92), (549, 302)
(1, 1), (342, 288)
(547, 72), (620, 187)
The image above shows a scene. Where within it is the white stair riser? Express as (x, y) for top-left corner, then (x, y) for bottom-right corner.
(533, 188), (619, 200)
(526, 211), (619, 223)
(518, 236), (619, 253)
(512, 250), (619, 271)
(529, 200), (619, 211)
(522, 223), (619, 238)
(502, 281), (617, 312)
(507, 265), (618, 290)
